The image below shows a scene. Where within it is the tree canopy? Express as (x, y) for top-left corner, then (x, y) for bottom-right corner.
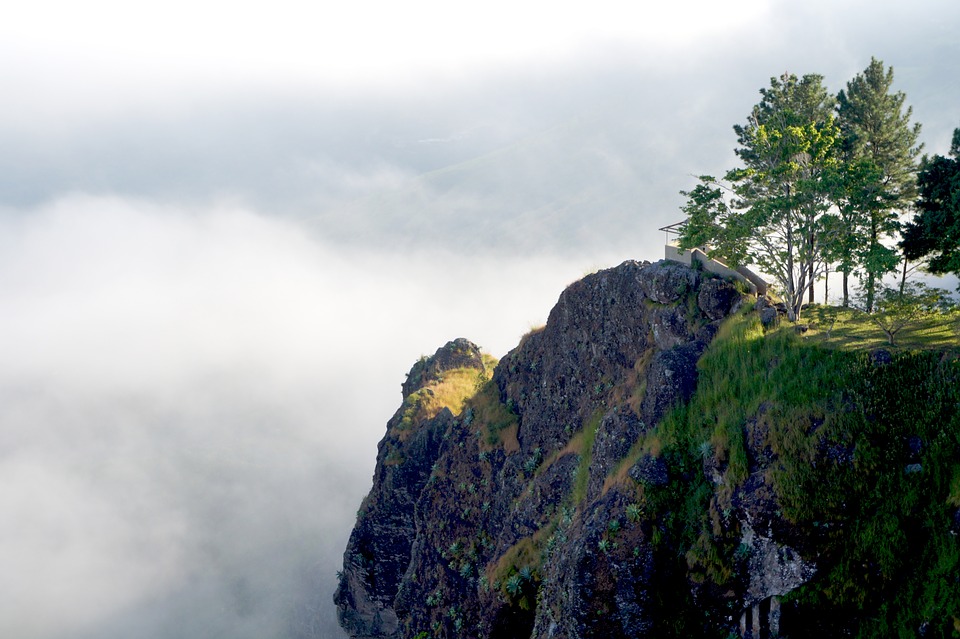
(679, 72), (839, 321)
(901, 127), (960, 278)
(680, 59), (927, 319)
(834, 57), (922, 310)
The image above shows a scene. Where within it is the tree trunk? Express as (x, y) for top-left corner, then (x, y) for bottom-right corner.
(786, 209), (798, 321)
(899, 257), (909, 298)
(842, 270), (850, 307)
(866, 218), (879, 313)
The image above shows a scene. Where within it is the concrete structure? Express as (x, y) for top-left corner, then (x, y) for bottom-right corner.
(738, 596), (780, 639)
(659, 221), (767, 296)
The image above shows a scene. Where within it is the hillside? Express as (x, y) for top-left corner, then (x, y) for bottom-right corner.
(334, 259), (960, 638)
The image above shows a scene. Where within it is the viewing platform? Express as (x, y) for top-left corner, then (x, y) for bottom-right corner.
(659, 221), (767, 296)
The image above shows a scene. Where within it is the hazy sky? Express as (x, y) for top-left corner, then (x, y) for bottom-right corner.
(2, 2), (959, 637)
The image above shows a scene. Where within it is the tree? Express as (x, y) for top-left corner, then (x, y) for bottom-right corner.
(858, 281), (952, 346)
(835, 58), (923, 310)
(901, 127), (960, 278)
(679, 73), (840, 321)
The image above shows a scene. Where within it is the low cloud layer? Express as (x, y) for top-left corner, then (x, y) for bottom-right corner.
(2, 3), (959, 636)
(0, 197), (591, 638)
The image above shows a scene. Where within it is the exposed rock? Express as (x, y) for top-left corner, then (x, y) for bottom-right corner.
(870, 348), (893, 367)
(638, 260), (700, 304)
(740, 520), (817, 607)
(401, 338), (484, 397)
(588, 409), (647, 499)
(533, 488), (656, 639)
(755, 296), (781, 328)
(907, 435), (924, 458)
(698, 277), (742, 320)
(628, 454), (669, 487)
(640, 341), (705, 425)
(336, 260), (846, 639)
(335, 341), (485, 637)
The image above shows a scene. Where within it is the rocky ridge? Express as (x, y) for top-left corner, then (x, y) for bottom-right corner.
(333, 259), (960, 638)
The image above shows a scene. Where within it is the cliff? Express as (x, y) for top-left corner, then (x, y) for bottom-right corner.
(334, 260), (960, 639)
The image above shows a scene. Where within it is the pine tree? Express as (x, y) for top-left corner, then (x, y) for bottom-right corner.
(901, 127), (960, 277)
(680, 73), (840, 321)
(835, 58), (922, 310)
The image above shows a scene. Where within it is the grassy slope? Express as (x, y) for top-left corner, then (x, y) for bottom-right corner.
(637, 307), (960, 637)
(401, 305), (960, 636)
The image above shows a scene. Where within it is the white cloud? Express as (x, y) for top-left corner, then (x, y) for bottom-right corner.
(0, 195), (590, 637)
(2, 4), (959, 634)
(0, 0), (777, 124)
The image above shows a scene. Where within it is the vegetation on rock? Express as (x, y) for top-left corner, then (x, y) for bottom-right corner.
(334, 258), (960, 638)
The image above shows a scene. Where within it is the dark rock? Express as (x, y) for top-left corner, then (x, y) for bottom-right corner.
(755, 296), (781, 328)
(333, 401), (455, 637)
(638, 260), (700, 304)
(908, 435), (924, 458)
(336, 260), (750, 639)
(588, 408), (647, 499)
(822, 442), (855, 467)
(493, 260), (658, 455)
(698, 277), (742, 320)
(628, 454), (669, 487)
(533, 488), (656, 638)
(401, 338), (484, 397)
(640, 340), (705, 424)
(870, 348), (893, 367)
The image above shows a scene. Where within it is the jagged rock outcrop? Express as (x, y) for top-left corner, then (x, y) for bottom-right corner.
(335, 339), (486, 637)
(333, 259), (960, 638)
(335, 260), (771, 638)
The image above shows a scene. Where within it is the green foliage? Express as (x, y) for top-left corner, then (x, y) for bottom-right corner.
(777, 351), (960, 635)
(902, 126), (960, 278)
(680, 72), (840, 321)
(623, 302), (960, 636)
(856, 282), (955, 345)
(801, 303), (959, 352)
(469, 379), (519, 451)
(570, 410), (603, 506)
(682, 60), (924, 317)
(835, 57), (923, 311)
(522, 447), (544, 476)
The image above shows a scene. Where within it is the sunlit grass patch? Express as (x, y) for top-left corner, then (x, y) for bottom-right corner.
(470, 379), (520, 453)
(800, 304), (960, 352)
(394, 364), (493, 440)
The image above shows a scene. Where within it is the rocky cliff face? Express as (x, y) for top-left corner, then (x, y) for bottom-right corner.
(334, 260), (960, 638)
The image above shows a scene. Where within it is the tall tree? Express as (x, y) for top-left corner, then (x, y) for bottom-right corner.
(901, 127), (960, 277)
(835, 58), (922, 310)
(679, 73), (839, 321)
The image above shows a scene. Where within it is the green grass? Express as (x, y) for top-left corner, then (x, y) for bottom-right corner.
(636, 303), (960, 636)
(801, 304), (960, 352)
(469, 379), (520, 453)
(569, 410), (603, 506)
(394, 366), (488, 439)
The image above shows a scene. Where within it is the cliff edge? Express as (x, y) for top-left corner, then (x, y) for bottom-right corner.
(334, 259), (960, 638)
